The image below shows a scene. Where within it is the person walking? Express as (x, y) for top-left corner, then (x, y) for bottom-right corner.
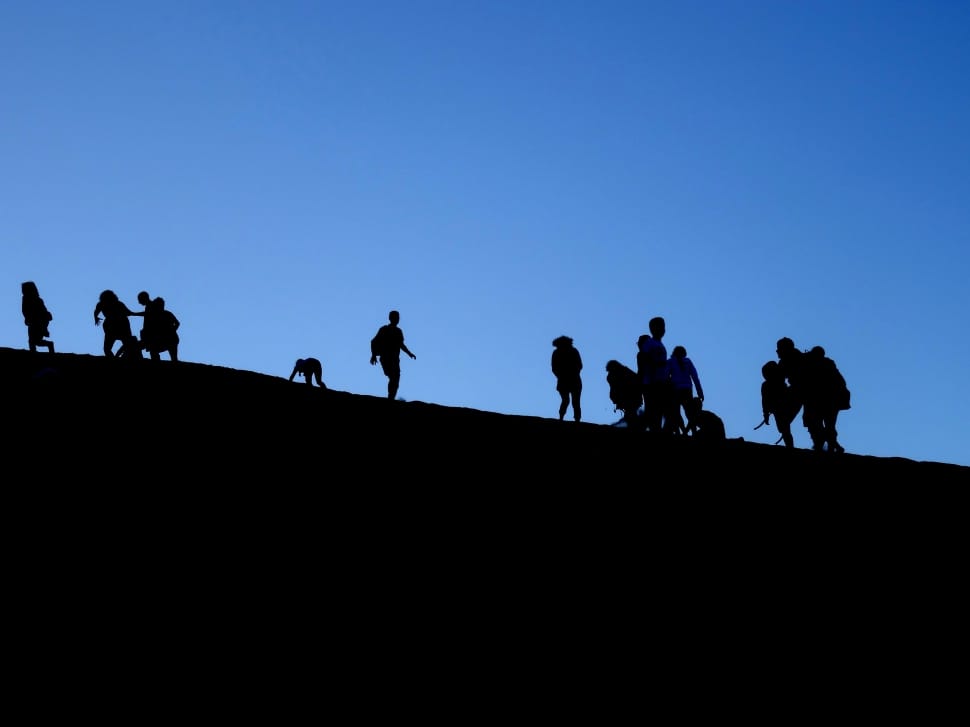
(94, 290), (142, 358)
(370, 310), (416, 400)
(551, 335), (583, 422)
(21, 281), (55, 353)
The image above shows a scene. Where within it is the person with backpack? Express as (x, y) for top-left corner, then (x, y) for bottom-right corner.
(21, 281), (55, 353)
(803, 346), (849, 453)
(606, 359), (643, 429)
(550, 335), (583, 422)
(760, 360), (800, 448)
(370, 310), (416, 400)
(141, 296), (181, 361)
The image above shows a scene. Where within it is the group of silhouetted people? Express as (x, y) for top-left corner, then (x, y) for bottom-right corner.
(556, 316), (849, 452)
(93, 288), (180, 360)
(20, 281), (180, 362)
(19, 284), (850, 451)
(760, 336), (850, 453)
(561, 315), (719, 439)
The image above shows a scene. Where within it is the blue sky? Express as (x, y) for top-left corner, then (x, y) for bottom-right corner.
(3, 1), (968, 467)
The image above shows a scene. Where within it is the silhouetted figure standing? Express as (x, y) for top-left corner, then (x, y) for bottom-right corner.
(668, 345), (704, 435)
(139, 296), (180, 361)
(637, 317), (674, 433)
(94, 290), (143, 358)
(551, 335), (583, 422)
(370, 310), (416, 400)
(21, 281), (55, 353)
(290, 357), (326, 388)
(804, 346), (848, 453)
(606, 359), (643, 429)
(760, 360), (799, 448)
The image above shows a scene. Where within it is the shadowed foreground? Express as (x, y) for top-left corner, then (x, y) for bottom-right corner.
(4, 346), (966, 708)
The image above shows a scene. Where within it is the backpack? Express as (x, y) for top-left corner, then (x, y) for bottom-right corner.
(827, 357), (851, 410)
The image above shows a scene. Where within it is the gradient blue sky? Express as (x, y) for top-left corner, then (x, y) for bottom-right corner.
(4, 1), (968, 467)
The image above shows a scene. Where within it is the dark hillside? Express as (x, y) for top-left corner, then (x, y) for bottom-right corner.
(5, 346), (966, 703)
(4, 347), (967, 485)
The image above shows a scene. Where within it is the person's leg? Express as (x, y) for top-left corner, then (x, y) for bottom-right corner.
(558, 391), (569, 420)
(572, 387), (581, 422)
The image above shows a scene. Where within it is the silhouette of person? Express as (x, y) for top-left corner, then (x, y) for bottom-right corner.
(94, 290), (143, 358)
(142, 297), (181, 361)
(370, 310), (416, 400)
(551, 335), (583, 422)
(290, 357), (326, 388)
(804, 345), (847, 454)
(637, 317), (675, 433)
(137, 290), (153, 349)
(668, 345), (704, 435)
(776, 336), (847, 453)
(760, 360), (799, 448)
(21, 281), (55, 353)
(606, 359), (643, 428)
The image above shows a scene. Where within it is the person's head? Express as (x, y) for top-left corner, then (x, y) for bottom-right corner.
(606, 360), (622, 373)
(649, 316), (665, 338)
(552, 335), (572, 348)
(672, 345), (686, 359)
(809, 345), (825, 358)
(389, 310), (400, 325)
(762, 360), (781, 381)
(295, 358), (305, 368)
(155, 297), (166, 310)
(99, 290), (117, 304)
(22, 281), (39, 297)
(776, 337), (796, 358)
(137, 291), (151, 306)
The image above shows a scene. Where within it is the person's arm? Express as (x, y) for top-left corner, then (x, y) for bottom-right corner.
(94, 303), (102, 326)
(401, 342), (416, 359)
(289, 365), (299, 382)
(690, 361), (703, 401)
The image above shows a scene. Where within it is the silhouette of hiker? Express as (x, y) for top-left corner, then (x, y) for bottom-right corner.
(668, 345), (704, 435)
(21, 281), (55, 353)
(637, 317), (675, 433)
(137, 290), (153, 349)
(606, 359), (643, 428)
(760, 360), (799, 448)
(804, 345), (848, 453)
(551, 335), (583, 422)
(94, 290), (143, 358)
(141, 296), (181, 361)
(370, 310), (416, 400)
(290, 357), (326, 388)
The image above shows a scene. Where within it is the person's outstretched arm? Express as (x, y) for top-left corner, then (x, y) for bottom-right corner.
(289, 364), (299, 382)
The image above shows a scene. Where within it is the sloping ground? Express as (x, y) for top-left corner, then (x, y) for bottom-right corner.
(4, 346), (966, 484)
(4, 344), (966, 706)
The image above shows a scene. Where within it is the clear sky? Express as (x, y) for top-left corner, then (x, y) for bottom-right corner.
(3, 1), (968, 467)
